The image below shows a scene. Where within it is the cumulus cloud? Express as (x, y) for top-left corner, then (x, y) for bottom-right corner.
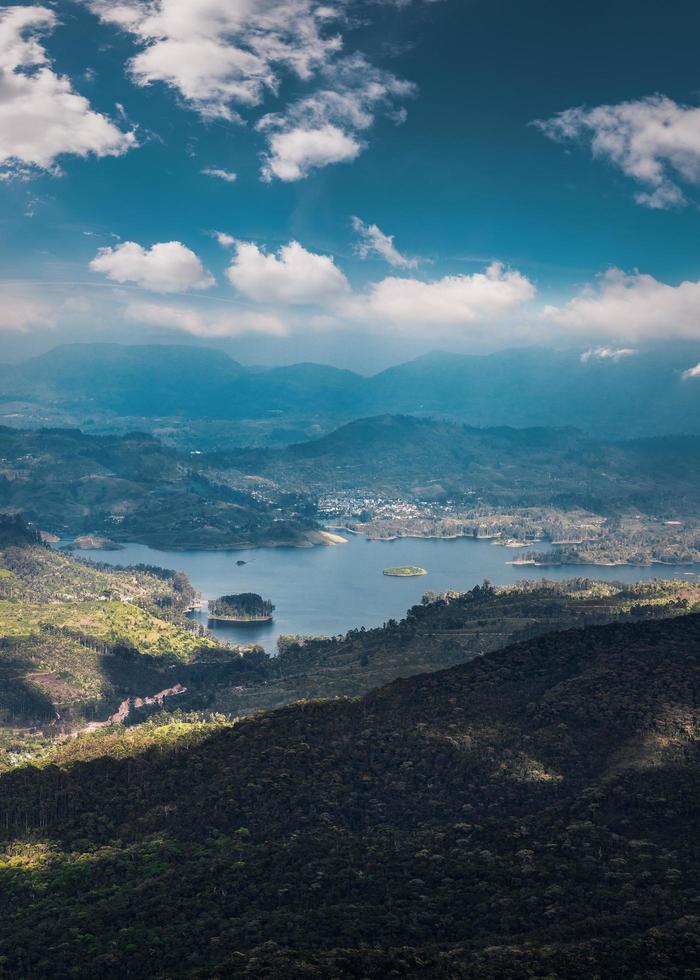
(353, 262), (535, 327)
(201, 167), (237, 182)
(0, 5), (135, 173)
(258, 55), (415, 180)
(351, 216), (418, 268)
(261, 123), (361, 181)
(534, 94), (700, 209)
(580, 346), (638, 363)
(227, 240), (349, 304)
(224, 238), (534, 333)
(86, 0), (343, 121)
(90, 241), (214, 293)
(125, 300), (286, 337)
(544, 268), (700, 341)
(682, 362), (700, 381)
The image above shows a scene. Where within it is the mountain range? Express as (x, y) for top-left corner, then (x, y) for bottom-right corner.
(2, 341), (699, 441)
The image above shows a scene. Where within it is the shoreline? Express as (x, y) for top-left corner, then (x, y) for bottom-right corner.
(207, 614), (274, 624)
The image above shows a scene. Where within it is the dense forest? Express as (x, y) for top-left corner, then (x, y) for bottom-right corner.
(1, 613), (699, 976)
(0, 426), (318, 549)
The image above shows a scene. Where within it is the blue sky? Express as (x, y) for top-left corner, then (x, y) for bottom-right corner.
(3, 0), (700, 372)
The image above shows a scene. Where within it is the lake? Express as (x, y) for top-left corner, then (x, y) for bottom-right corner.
(74, 534), (699, 652)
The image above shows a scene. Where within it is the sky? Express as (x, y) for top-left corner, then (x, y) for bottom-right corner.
(3, 0), (700, 373)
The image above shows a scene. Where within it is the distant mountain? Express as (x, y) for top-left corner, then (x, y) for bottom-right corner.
(2, 341), (700, 439)
(0, 343), (243, 417)
(0, 343), (362, 424)
(364, 344), (700, 436)
(2, 612), (700, 976)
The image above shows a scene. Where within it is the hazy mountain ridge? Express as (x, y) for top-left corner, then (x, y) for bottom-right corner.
(1, 613), (699, 976)
(2, 341), (700, 441)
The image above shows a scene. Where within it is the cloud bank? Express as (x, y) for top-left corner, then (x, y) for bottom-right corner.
(125, 301), (286, 338)
(544, 268), (700, 341)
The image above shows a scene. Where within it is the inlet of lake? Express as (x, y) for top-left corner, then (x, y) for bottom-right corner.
(74, 533), (700, 652)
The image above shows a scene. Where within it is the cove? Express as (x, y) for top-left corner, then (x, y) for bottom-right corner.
(74, 534), (699, 652)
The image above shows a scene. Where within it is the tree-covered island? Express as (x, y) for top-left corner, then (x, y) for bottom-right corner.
(383, 566), (428, 577)
(208, 593), (275, 622)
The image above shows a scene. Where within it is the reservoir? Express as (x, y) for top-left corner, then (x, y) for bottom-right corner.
(77, 534), (698, 652)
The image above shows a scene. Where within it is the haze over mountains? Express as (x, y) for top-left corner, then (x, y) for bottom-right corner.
(1, 341), (699, 442)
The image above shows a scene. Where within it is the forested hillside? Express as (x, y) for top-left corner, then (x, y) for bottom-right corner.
(0, 518), (251, 742)
(223, 414), (700, 511)
(1, 613), (699, 977)
(4, 416), (699, 559)
(0, 427), (317, 549)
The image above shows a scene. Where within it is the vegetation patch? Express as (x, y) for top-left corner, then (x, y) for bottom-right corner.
(383, 565), (428, 576)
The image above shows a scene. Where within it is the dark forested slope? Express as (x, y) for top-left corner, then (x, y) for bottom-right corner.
(0, 426), (317, 548)
(1, 614), (699, 977)
(220, 413), (700, 512)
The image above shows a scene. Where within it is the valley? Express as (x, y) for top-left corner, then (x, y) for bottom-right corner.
(2, 412), (700, 564)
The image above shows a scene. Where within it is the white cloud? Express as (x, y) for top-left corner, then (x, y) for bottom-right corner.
(259, 55), (415, 180)
(351, 215), (417, 268)
(0, 287), (55, 331)
(353, 262), (535, 327)
(86, 2), (419, 179)
(0, 6), (134, 173)
(90, 241), (214, 293)
(86, 0), (344, 121)
(544, 268), (700, 341)
(202, 167), (237, 182)
(261, 124), (361, 181)
(682, 362), (700, 381)
(227, 240), (349, 304)
(125, 300), (286, 338)
(580, 346), (638, 363)
(534, 94), (700, 209)
(213, 230), (236, 248)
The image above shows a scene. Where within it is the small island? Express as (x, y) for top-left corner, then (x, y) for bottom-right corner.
(382, 566), (428, 577)
(208, 592), (275, 622)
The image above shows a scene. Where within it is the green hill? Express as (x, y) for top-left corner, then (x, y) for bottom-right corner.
(0, 426), (317, 549)
(0, 518), (245, 740)
(1, 613), (699, 976)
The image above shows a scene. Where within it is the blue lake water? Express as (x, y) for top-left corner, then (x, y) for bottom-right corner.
(75, 534), (699, 652)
